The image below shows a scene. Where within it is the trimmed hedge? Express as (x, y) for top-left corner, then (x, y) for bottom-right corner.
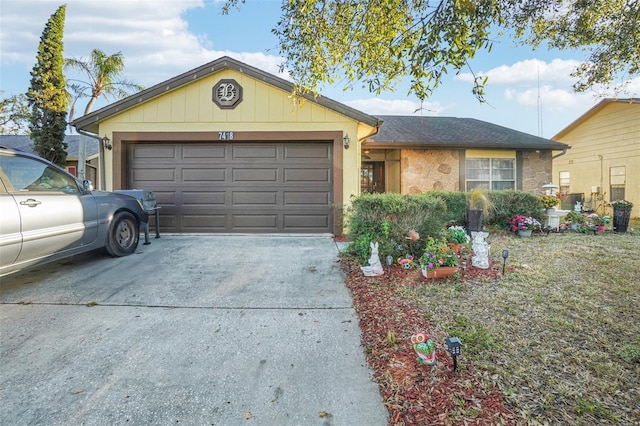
(346, 190), (544, 264)
(346, 193), (447, 263)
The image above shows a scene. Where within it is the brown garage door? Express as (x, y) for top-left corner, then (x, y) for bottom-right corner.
(127, 142), (333, 233)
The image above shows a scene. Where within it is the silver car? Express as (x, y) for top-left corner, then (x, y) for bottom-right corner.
(0, 146), (149, 277)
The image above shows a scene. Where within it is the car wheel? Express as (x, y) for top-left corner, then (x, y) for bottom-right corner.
(106, 211), (139, 257)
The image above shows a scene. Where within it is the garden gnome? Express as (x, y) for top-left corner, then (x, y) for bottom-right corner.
(411, 332), (436, 366)
(360, 242), (384, 276)
(471, 231), (490, 269)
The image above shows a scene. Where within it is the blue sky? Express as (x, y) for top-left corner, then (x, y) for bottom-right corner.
(1, 0), (638, 138)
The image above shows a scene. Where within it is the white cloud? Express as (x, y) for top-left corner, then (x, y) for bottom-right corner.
(458, 58), (582, 86)
(343, 98), (448, 116)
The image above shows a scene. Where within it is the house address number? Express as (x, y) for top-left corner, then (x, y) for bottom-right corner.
(218, 131), (234, 140)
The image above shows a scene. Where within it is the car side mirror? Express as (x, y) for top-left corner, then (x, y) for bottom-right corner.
(82, 180), (94, 192)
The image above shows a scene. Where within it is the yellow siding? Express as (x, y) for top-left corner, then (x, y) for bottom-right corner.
(553, 102), (640, 216)
(98, 69), (371, 205)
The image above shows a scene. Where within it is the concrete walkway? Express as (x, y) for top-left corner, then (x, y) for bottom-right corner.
(0, 235), (388, 425)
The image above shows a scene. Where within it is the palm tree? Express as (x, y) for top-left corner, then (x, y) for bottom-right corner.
(65, 49), (144, 120)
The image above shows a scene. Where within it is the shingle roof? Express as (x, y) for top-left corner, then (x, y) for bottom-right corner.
(0, 135), (99, 159)
(366, 115), (569, 150)
(71, 56), (382, 133)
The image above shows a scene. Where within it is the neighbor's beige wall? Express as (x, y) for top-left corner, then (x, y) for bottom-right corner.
(98, 68), (372, 204)
(553, 102), (640, 216)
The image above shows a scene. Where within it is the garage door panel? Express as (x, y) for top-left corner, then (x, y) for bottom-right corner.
(182, 168), (226, 182)
(284, 144), (330, 159)
(284, 191), (330, 205)
(128, 142), (332, 233)
(233, 145), (277, 159)
(133, 168), (176, 182)
(182, 214), (227, 230)
(182, 191), (226, 205)
(232, 191), (278, 205)
(232, 168), (278, 182)
(284, 214), (330, 229)
(133, 146), (177, 159)
(182, 145), (226, 159)
(284, 168), (330, 182)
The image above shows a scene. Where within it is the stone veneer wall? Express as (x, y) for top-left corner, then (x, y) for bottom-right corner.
(401, 149), (460, 194)
(521, 150), (552, 194)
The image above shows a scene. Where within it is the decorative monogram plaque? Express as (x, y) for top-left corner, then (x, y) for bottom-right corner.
(212, 79), (242, 109)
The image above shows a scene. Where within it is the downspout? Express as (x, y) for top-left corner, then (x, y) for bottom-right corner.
(552, 149), (567, 159)
(75, 127), (106, 191)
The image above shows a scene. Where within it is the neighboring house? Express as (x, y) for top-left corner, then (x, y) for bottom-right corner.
(0, 134), (100, 185)
(552, 98), (640, 216)
(71, 56), (568, 235)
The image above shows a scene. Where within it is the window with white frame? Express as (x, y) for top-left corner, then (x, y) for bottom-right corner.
(610, 166), (625, 201)
(466, 158), (515, 191)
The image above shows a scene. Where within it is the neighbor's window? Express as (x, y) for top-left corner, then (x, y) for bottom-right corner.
(610, 166), (626, 201)
(559, 171), (570, 193)
(466, 158), (515, 191)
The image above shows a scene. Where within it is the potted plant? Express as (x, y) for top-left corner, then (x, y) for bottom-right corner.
(419, 237), (459, 278)
(586, 213), (610, 232)
(446, 225), (469, 252)
(508, 214), (542, 237)
(563, 210), (585, 231)
(467, 188), (494, 233)
(540, 194), (560, 211)
(610, 200), (634, 233)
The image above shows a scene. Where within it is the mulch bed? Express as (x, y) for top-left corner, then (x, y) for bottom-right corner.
(341, 256), (517, 425)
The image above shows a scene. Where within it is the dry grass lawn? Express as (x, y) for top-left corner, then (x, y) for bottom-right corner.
(395, 227), (640, 424)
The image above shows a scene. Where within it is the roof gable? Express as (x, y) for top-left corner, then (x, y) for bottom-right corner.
(553, 98), (640, 140)
(71, 56), (381, 133)
(367, 115), (569, 150)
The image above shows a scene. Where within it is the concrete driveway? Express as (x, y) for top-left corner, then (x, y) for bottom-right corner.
(0, 235), (387, 425)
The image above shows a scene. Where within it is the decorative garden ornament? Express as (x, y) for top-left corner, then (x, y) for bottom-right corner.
(471, 231), (490, 269)
(406, 230), (420, 241)
(360, 241), (384, 276)
(411, 332), (436, 366)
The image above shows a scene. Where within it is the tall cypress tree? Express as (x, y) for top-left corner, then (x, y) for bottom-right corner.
(27, 5), (68, 167)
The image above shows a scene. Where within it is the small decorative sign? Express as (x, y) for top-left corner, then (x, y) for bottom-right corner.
(212, 79), (243, 109)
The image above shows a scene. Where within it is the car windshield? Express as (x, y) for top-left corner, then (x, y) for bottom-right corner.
(0, 154), (80, 193)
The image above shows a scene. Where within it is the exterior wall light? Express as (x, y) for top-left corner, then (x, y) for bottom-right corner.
(101, 135), (112, 151)
(343, 133), (350, 149)
(444, 337), (462, 372)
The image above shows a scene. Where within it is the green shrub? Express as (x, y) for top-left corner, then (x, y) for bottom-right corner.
(487, 190), (543, 228)
(346, 193), (447, 263)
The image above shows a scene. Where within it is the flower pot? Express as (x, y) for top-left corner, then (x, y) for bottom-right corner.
(421, 266), (458, 279)
(517, 229), (532, 237)
(613, 208), (631, 233)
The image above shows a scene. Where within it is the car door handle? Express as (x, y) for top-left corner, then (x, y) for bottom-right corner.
(20, 198), (42, 207)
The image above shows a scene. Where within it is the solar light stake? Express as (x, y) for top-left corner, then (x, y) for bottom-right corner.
(386, 255), (393, 276)
(445, 337), (463, 372)
(502, 249), (509, 275)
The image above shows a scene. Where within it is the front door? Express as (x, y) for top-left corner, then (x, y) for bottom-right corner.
(361, 162), (385, 193)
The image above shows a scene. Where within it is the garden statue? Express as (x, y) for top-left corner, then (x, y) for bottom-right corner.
(471, 231), (490, 269)
(574, 201), (582, 212)
(406, 230), (420, 240)
(360, 241), (384, 276)
(411, 332), (436, 365)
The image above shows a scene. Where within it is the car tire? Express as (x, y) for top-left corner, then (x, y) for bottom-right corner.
(106, 211), (139, 257)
